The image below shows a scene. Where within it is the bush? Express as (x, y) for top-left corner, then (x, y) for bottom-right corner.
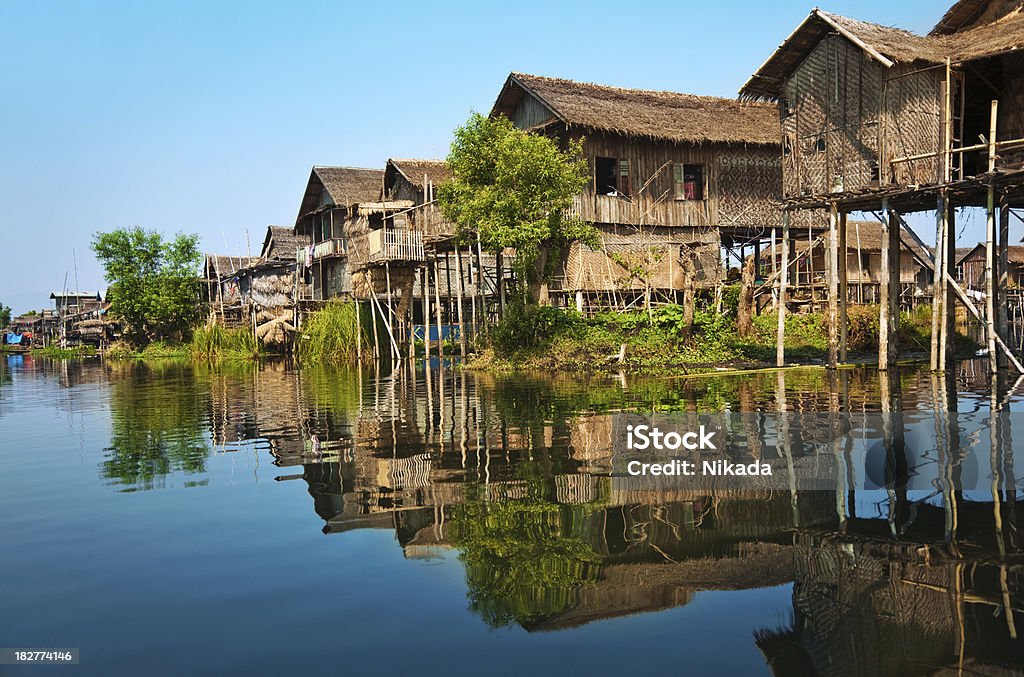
(492, 304), (583, 353)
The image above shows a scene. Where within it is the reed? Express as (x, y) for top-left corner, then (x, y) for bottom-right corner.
(189, 323), (262, 361)
(299, 300), (368, 364)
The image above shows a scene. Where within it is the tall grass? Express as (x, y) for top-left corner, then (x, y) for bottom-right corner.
(299, 300), (368, 364)
(190, 324), (262, 360)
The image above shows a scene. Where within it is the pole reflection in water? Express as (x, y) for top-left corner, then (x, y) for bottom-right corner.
(1, 354), (1022, 675)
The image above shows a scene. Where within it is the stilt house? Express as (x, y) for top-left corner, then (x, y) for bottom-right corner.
(490, 72), (791, 310)
(741, 2), (1024, 370)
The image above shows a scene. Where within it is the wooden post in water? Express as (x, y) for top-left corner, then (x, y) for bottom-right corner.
(454, 245), (468, 356)
(879, 201), (900, 370)
(421, 265), (431, 363)
(433, 258), (444, 362)
(776, 212), (790, 367)
(998, 199), (1010, 370)
(931, 194), (948, 371)
(940, 204), (956, 370)
(355, 296), (362, 361)
(827, 203), (840, 368)
(838, 210), (848, 363)
(985, 100), (999, 373)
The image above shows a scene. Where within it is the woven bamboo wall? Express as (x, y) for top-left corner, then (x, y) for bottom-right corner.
(782, 35), (942, 198)
(884, 63), (943, 185)
(562, 226), (720, 291)
(717, 146), (783, 227)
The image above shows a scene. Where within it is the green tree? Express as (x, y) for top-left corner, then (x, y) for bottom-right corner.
(91, 226), (203, 343)
(0, 303), (11, 328)
(438, 112), (595, 303)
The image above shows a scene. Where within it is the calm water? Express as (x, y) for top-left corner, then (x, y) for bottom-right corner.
(0, 355), (1022, 676)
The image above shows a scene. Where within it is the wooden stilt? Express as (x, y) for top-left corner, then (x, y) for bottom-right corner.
(385, 262), (396, 361)
(880, 199), (893, 370)
(454, 245), (467, 356)
(433, 259), (444, 360)
(422, 265), (431, 363)
(355, 296), (362, 361)
(838, 210), (848, 363)
(998, 200), (1010, 370)
(941, 204), (956, 369)
(985, 100), (999, 373)
(880, 203), (900, 370)
(931, 194), (948, 371)
(827, 203), (840, 368)
(776, 212), (790, 367)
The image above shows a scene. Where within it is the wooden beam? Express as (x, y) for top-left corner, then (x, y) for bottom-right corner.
(931, 194), (948, 371)
(998, 200), (1010, 369)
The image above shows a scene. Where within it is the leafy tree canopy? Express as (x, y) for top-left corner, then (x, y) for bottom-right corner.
(0, 303), (11, 328)
(438, 113), (595, 300)
(91, 226), (203, 344)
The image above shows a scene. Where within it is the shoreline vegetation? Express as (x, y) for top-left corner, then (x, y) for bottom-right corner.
(464, 301), (968, 374)
(15, 296), (978, 379)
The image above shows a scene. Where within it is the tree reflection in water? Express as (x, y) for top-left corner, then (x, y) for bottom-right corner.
(101, 361), (211, 490)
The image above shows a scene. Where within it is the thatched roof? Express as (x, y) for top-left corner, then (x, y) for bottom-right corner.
(204, 255), (257, 278)
(294, 166), (384, 227)
(261, 226), (308, 260)
(931, 0), (1023, 34)
(493, 72), (780, 146)
(740, 6), (1024, 100)
(386, 159), (451, 192)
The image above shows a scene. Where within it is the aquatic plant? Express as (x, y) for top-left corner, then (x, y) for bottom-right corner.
(189, 324), (262, 361)
(298, 300), (371, 364)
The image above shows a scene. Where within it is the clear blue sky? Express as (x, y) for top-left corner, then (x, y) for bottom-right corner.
(0, 0), (984, 314)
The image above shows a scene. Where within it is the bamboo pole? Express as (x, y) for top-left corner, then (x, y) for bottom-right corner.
(940, 204), (956, 370)
(998, 200), (1010, 369)
(838, 210), (848, 362)
(880, 199), (893, 370)
(422, 265), (432, 362)
(931, 194), (948, 371)
(827, 203), (840, 368)
(433, 258), (444, 361)
(776, 212), (790, 367)
(355, 296), (362, 361)
(454, 245), (467, 356)
(986, 99), (999, 373)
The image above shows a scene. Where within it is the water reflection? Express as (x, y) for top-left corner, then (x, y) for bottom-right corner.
(6, 355), (1022, 674)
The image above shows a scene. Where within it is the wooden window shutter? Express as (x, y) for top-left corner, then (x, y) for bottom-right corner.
(619, 158), (631, 197)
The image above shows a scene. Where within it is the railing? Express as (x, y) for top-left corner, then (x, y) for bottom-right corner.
(369, 229), (425, 262)
(311, 238), (346, 260)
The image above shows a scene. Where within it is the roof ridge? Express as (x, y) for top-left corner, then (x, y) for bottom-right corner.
(511, 72), (777, 107)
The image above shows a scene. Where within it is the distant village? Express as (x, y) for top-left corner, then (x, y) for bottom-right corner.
(5, 0), (1024, 372)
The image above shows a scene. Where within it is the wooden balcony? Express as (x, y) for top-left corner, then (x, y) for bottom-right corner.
(369, 229), (425, 263)
(311, 238), (346, 260)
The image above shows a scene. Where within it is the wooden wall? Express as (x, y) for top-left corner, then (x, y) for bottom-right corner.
(572, 132), (781, 230)
(782, 34), (943, 198)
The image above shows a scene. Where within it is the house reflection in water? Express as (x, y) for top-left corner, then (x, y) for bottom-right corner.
(190, 359), (1023, 672)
